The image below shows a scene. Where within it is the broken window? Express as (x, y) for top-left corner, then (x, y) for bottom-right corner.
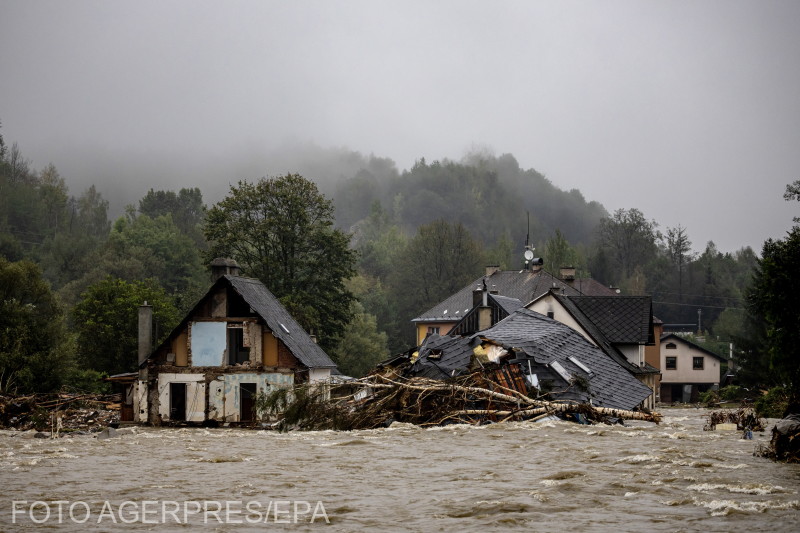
(228, 324), (250, 365)
(666, 356), (677, 370)
(693, 356), (704, 370)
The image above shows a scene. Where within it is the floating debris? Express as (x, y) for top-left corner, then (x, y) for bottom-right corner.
(261, 368), (661, 431)
(703, 406), (765, 432)
(0, 393), (120, 433)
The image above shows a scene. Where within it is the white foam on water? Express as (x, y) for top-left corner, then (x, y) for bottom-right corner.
(692, 497), (800, 516)
(688, 483), (791, 495)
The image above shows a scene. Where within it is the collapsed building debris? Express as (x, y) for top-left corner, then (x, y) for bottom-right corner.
(0, 392), (120, 432)
(261, 366), (661, 432)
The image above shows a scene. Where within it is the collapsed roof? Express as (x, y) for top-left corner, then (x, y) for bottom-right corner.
(411, 308), (653, 411)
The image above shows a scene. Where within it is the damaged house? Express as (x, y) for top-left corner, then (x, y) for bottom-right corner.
(411, 307), (653, 411)
(410, 261), (659, 409)
(527, 292), (661, 409)
(126, 259), (337, 425)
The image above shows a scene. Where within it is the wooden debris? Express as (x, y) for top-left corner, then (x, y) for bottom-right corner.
(0, 392), (121, 432)
(262, 369), (661, 431)
(704, 406), (765, 432)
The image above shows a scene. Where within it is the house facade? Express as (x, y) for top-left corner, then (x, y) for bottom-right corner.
(659, 333), (725, 403)
(128, 259), (336, 425)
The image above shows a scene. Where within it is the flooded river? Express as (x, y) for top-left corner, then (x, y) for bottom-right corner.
(1, 408), (798, 532)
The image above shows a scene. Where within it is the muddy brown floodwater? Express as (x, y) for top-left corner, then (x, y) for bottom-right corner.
(1, 408), (798, 532)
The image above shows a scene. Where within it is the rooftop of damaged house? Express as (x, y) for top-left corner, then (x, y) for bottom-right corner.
(402, 257), (661, 412)
(117, 258), (339, 426)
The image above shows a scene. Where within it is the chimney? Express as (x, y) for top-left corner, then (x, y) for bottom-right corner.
(478, 288), (491, 331)
(559, 266), (576, 281)
(472, 286), (483, 308)
(485, 265), (500, 277)
(138, 302), (153, 368)
(211, 257), (241, 281)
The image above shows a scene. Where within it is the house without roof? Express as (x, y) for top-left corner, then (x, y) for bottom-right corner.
(127, 258), (337, 425)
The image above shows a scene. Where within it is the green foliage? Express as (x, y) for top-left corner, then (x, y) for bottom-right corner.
(388, 219), (484, 349)
(543, 229), (586, 276)
(63, 368), (111, 394)
(698, 386), (747, 407)
(205, 174), (357, 351)
(256, 385), (349, 431)
(754, 386), (790, 419)
(739, 225), (800, 395)
(0, 258), (75, 393)
(593, 208), (661, 284)
(71, 276), (180, 375)
(334, 153), (607, 255)
(329, 301), (389, 377)
(139, 188), (207, 247)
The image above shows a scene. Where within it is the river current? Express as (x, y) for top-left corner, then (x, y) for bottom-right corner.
(1, 408), (798, 532)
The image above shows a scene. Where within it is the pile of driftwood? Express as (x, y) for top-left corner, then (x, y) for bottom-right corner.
(0, 392), (121, 431)
(704, 406), (765, 432)
(263, 368), (661, 431)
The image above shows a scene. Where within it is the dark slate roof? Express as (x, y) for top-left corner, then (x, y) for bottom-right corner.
(562, 277), (620, 297)
(480, 309), (652, 409)
(412, 308), (653, 410)
(226, 276), (337, 368)
(411, 334), (479, 380)
(660, 333), (728, 361)
(565, 296), (654, 345)
(492, 294), (524, 315)
(412, 269), (592, 323)
(545, 293), (652, 375)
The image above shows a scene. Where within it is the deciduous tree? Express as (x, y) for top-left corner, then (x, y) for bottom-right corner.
(204, 174), (356, 350)
(0, 258), (74, 393)
(72, 277), (179, 375)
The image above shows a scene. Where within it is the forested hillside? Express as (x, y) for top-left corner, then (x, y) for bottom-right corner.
(0, 125), (764, 390)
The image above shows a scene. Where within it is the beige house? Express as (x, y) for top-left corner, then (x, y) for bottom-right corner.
(659, 333), (725, 403)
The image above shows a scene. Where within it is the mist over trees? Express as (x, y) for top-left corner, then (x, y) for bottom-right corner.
(0, 122), (780, 388)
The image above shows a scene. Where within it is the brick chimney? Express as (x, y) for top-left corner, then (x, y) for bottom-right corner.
(138, 302), (152, 379)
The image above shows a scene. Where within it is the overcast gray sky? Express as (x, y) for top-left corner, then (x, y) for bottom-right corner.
(2, 0), (799, 253)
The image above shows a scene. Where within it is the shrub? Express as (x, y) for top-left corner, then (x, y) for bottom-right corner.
(754, 386), (790, 418)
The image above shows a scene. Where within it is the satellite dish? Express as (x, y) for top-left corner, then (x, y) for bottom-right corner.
(524, 249), (534, 261)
